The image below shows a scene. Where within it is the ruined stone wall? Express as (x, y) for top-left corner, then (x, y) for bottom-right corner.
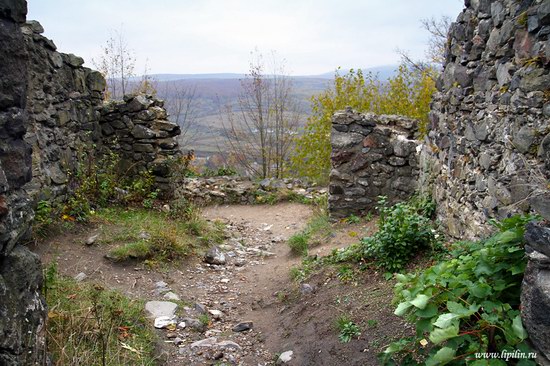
(23, 20), (106, 202)
(329, 108), (421, 219)
(0, 1), (46, 364)
(100, 95), (182, 194)
(425, 0), (550, 239)
(22, 21), (181, 202)
(173, 176), (325, 206)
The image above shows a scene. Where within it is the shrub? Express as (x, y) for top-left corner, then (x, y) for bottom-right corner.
(380, 215), (538, 366)
(327, 196), (439, 271)
(34, 200), (54, 237)
(201, 166), (238, 177)
(63, 150), (159, 222)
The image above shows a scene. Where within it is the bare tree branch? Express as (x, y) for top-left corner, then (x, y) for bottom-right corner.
(218, 50), (301, 178)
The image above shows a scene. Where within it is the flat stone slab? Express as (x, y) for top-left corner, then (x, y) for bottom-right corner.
(145, 301), (178, 319)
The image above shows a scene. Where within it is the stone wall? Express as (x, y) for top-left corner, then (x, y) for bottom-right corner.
(329, 108), (420, 219)
(425, 0), (550, 239)
(521, 221), (550, 365)
(23, 20), (105, 202)
(173, 176), (325, 206)
(100, 95), (182, 194)
(0, 1), (47, 364)
(22, 21), (181, 202)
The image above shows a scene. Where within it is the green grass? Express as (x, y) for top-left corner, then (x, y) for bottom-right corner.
(95, 206), (225, 264)
(288, 233), (310, 256)
(44, 262), (157, 365)
(287, 202), (332, 256)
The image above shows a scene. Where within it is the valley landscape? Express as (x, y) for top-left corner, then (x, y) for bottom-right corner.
(1, 1), (549, 366)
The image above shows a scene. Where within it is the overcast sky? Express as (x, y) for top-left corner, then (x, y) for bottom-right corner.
(27, 0), (464, 76)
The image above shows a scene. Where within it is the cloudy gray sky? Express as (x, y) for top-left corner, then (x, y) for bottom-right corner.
(28, 0), (464, 76)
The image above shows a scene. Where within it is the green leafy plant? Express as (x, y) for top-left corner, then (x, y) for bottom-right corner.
(367, 319), (378, 328)
(336, 315), (361, 343)
(337, 265), (356, 283)
(198, 313), (210, 327)
(63, 150), (160, 222)
(381, 214), (538, 366)
(360, 195), (440, 272)
(34, 200), (54, 236)
(345, 214), (361, 224)
(202, 166), (238, 177)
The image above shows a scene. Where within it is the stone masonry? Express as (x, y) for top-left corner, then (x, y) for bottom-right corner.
(425, 0), (550, 239)
(0, 1), (47, 364)
(329, 108), (421, 219)
(22, 20), (181, 203)
(0, 2), (182, 363)
(100, 94), (182, 194)
(424, 2), (550, 358)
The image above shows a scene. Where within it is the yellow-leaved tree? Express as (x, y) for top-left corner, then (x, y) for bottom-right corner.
(290, 64), (436, 185)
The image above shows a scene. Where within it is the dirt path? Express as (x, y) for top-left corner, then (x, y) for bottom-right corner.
(35, 202), (409, 365)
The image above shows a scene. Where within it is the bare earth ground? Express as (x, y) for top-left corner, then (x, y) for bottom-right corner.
(33, 202), (412, 366)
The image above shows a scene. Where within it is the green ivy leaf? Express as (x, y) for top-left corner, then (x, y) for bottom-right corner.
(410, 294), (430, 309)
(426, 347), (456, 365)
(416, 303), (438, 318)
(429, 324), (459, 344)
(433, 313), (460, 329)
(512, 315), (528, 341)
(470, 282), (492, 298)
(394, 301), (412, 316)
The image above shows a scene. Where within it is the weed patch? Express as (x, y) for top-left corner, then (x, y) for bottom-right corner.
(96, 207), (224, 264)
(336, 315), (361, 343)
(44, 262), (157, 365)
(325, 195), (441, 272)
(287, 199), (331, 256)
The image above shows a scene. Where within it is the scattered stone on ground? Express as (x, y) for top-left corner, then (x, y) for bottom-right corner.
(277, 350), (294, 364)
(73, 272), (87, 282)
(204, 246), (226, 265)
(85, 234), (98, 246)
(145, 301), (178, 319)
(154, 316), (177, 329)
(232, 321), (254, 332)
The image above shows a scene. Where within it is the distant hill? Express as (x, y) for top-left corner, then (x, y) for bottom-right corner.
(129, 65), (398, 156)
(145, 64), (398, 82)
(311, 65), (398, 80)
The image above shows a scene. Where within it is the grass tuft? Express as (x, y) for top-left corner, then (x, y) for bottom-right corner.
(44, 262), (157, 365)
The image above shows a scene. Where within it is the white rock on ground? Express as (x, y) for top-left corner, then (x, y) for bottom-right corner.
(277, 350), (294, 364)
(145, 301), (178, 319)
(208, 309), (223, 320)
(190, 337), (218, 348)
(154, 316), (177, 329)
(163, 291), (180, 301)
(74, 272), (87, 282)
(85, 234), (98, 246)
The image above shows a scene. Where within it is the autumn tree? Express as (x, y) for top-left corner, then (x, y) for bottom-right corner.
(93, 27), (136, 100)
(134, 60), (157, 97)
(291, 65), (435, 184)
(220, 51), (301, 178)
